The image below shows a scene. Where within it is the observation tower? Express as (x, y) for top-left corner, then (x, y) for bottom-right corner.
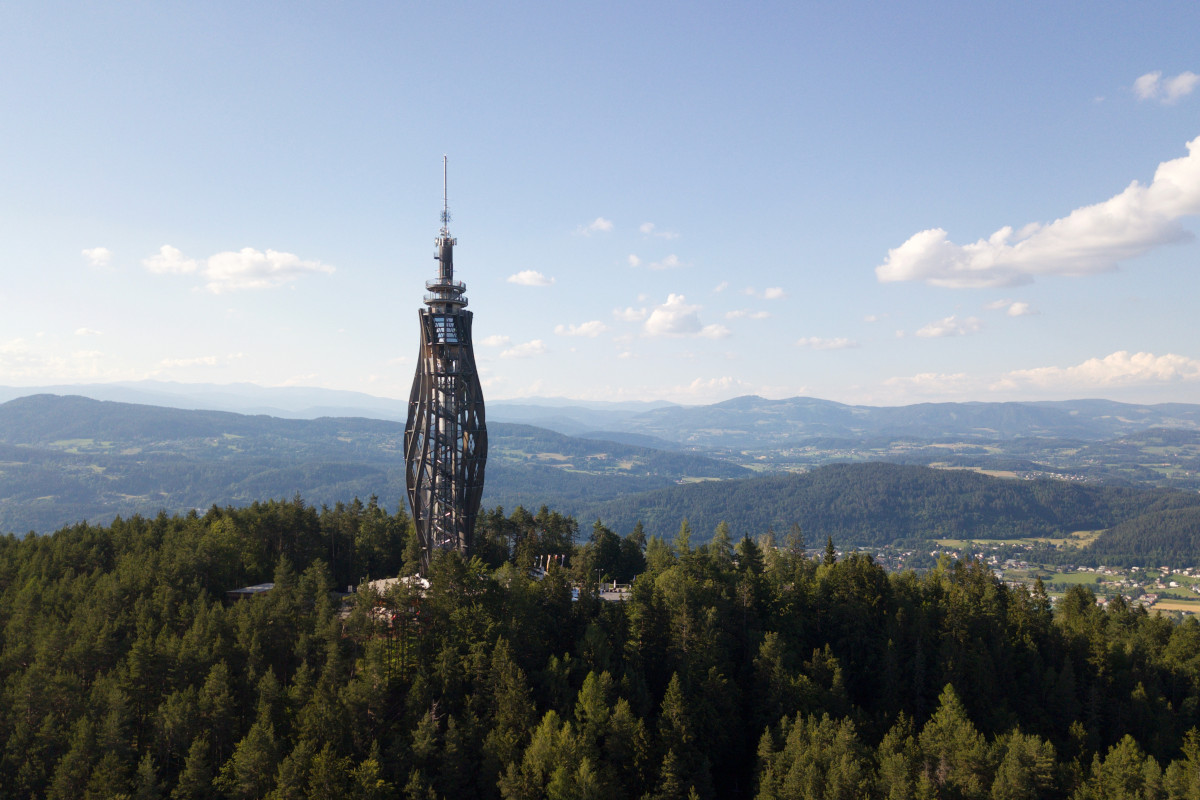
(403, 158), (487, 573)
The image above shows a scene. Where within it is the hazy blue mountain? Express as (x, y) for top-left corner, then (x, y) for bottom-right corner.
(609, 395), (1200, 448)
(0, 381), (411, 419)
(0, 381), (676, 431)
(483, 401), (675, 436)
(0, 394), (742, 534)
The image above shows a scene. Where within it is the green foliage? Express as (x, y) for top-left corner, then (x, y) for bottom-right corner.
(588, 462), (1200, 556)
(8, 501), (1200, 799)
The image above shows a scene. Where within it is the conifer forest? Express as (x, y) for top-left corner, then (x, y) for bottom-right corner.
(6, 498), (1200, 799)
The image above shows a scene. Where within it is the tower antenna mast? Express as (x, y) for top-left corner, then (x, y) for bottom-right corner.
(440, 155), (451, 234)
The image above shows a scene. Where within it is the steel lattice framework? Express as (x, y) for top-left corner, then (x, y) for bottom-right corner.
(403, 168), (487, 573)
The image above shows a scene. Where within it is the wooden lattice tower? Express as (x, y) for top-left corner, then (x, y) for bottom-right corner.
(403, 159), (487, 573)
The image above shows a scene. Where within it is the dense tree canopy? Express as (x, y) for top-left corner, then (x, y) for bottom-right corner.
(4, 500), (1200, 798)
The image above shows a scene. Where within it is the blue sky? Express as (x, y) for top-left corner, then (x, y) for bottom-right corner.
(2, 2), (1198, 406)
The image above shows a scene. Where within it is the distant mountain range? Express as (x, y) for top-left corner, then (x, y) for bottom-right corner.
(0, 394), (741, 534)
(0, 381), (676, 428)
(2, 388), (1200, 549)
(4, 381), (1197, 444)
(603, 395), (1200, 449)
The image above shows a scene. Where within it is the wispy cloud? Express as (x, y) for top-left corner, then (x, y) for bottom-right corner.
(993, 350), (1200, 391)
(554, 320), (607, 337)
(725, 309), (771, 320)
(984, 299), (1036, 316)
(796, 336), (858, 350)
(1134, 71), (1199, 104)
(627, 254), (641, 267)
(159, 355), (220, 368)
(480, 334), (511, 347)
(639, 222), (679, 239)
(143, 245), (334, 291)
(0, 338), (126, 382)
(648, 254), (686, 270)
(501, 339), (548, 358)
(204, 248), (334, 292)
(644, 294), (730, 339)
(740, 286), (787, 299)
(81, 247), (112, 268)
(884, 371), (974, 393)
(613, 306), (647, 322)
(915, 315), (982, 338)
(74, 327), (102, 336)
(877, 135), (1200, 288)
(713, 281), (729, 293)
(507, 270), (554, 286)
(578, 217), (614, 235)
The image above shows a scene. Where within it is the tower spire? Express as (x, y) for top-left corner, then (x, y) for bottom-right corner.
(440, 155), (451, 235)
(428, 156), (463, 304)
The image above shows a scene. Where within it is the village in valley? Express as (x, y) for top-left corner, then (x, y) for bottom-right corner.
(865, 539), (1200, 616)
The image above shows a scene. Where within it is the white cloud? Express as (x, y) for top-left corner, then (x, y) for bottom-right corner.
(82, 247), (112, 268)
(994, 350), (1200, 391)
(713, 281), (729, 293)
(644, 294), (729, 338)
(1134, 71), (1200, 104)
(985, 299), (1036, 316)
(915, 315), (982, 338)
(648, 254), (685, 270)
(796, 336), (858, 350)
(613, 306), (647, 322)
(877, 135), (1200, 288)
(204, 248), (334, 292)
(480, 334), (511, 347)
(500, 339), (547, 358)
(739, 286), (786, 299)
(725, 309), (771, 320)
(884, 371), (975, 393)
(627, 254), (641, 268)
(864, 314), (883, 323)
(639, 221), (679, 239)
(699, 324), (731, 339)
(143, 245), (198, 274)
(0, 339), (180, 384)
(159, 355), (219, 368)
(579, 217), (613, 235)
(143, 245), (333, 291)
(507, 270), (554, 286)
(555, 320), (607, 337)
(678, 376), (754, 398)
(74, 327), (102, 336)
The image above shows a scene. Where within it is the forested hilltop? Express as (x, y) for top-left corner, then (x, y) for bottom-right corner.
(8, 501), (1200, 798)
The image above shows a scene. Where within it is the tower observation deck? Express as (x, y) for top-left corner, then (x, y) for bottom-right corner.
(403, 159), (487, 573)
